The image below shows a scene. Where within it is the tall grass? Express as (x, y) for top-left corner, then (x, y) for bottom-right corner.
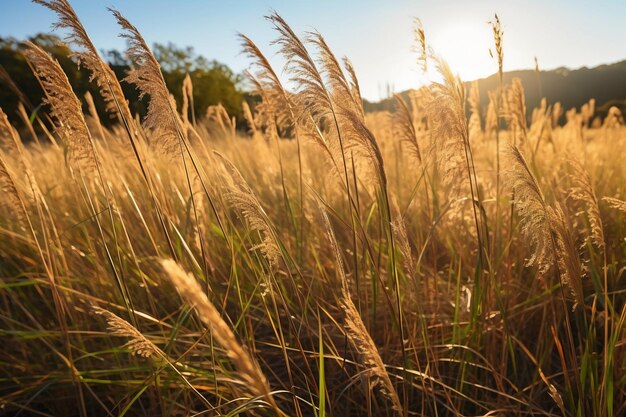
(1, 3), (625, 416)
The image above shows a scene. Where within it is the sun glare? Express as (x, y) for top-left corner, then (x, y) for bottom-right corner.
(429, 20), (496, 81)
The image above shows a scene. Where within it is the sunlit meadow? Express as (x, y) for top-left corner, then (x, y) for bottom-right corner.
(1, 1), (625, 416)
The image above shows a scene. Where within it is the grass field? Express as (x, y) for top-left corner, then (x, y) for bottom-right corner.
(1, 1), (625, 416)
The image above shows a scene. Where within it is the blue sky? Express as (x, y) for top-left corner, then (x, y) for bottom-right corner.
(1, 0), (625, 100)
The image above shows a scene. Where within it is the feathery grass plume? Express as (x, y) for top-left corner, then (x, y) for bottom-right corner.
(242, 100), (261, 140)
(299, 112), (346, 183)
(1, 107), (40, 201)
(504, 145), (584, 305)
(393, 94), (422, 165)
(245, 75), (280, 142)
(342, 294), (403, 415)
(267, 11), (358, 205)
(340, 107), (387, 188)
(0, 107), (21, 158)
(603, 197), (626, 212)
(550, 204), (585, 305)
(92, 306), (160, 358)
(111, 9), (180, 157)
(503, 78), (528, 146)
(342, 57), (365, 119)
(489, 14), (504, 82)
(206, 104), (236, 139)
(23, 41), (98, 174)
(318, 202), (403, 415)
(468, 80), (482, 136)
(214, 152), (281, 267)
(567, 158), (605, 248)
(308, 32), (362, 116)
(414, 18), (428, 73)
(580, 98), (595, 128)
(267, 12), (332, 123)
(84, 91), (106, 141)
(390, 199), (415, 279)
(160, 259), (275, 402)
(33, 0), (133, 123)
(602, 106), (624, 129)
(0, 153), (28, 227)
(427, 56), (489, 267)
(552, 102), (563, 128)
(530, 98), (546, 127)
(530, 98), (551, 140)
(239, 33), (295, 134)
(181, 73), (194, 127)
(241, 32), (339, 178)
(504, 145), (556, 273)
(426, 57), (469, 195)
(485, 90), (498, 134)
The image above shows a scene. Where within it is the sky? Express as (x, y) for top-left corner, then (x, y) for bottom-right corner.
(1, 0), (625, 101)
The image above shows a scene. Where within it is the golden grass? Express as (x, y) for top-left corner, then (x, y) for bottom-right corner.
(0, 4), (625, 417)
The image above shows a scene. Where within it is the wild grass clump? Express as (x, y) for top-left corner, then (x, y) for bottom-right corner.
(0, 2), (625, 416)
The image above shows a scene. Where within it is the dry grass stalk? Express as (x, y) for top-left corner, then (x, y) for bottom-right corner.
(603, 106), (624, 129)
(246, 76), (280, 142)
(503, 78), (528, 146)
(239, 33), (295, 135)
(342, 57), (365, 119)
(580, 99), (595, 128)
(390, 200), (415, 279)
(298, 30), (384, 186)
(504, 145), (584, 305)
(550, 204), (585, 305)
(485, 91), (498, 134)
(181, 73), (194, 127)
(413, 18), (427, 73)
(468, 80), (482, 137)
(205, 104), (236, 139)
(552, 102), (564, 128)
(34, 0), (133, 123)
(0, 153), (28, 227)
(318, 203), (403, 415)
(23, 42), (99, 174)
(111, 9), (181, 157)
(160, 259), (274, 402)
(393, 94), (422, 166)
(489, 14), (504, 81)
(568, 158), (605, 247)
(84, 91), (106, 141)
(266, 12), (361, 202)
(0, 107), (22, 160)
(603, 197), (626, 213)
(0, 107), (39, 201)
(267, 12), (332, 124)
(426, 58), (469, 196)
(241, 101), (260, 140)
(92, 306), (160, 358)
(504, 145), (554, 273)
(340, 108), (387, 188)
(308, 32), (362, 117)
(215, 152), (281, 267)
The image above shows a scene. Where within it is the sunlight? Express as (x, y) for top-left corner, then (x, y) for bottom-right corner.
(429, 20), (496, 81)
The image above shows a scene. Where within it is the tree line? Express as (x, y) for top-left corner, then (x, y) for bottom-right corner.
(0, 34), (245, 130)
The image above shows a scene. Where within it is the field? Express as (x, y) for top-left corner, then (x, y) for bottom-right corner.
(1, 1), (626, 416)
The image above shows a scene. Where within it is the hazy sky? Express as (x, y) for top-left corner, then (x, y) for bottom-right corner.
(1, 0), (625, 101)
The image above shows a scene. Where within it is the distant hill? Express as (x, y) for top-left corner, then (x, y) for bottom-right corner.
(364, 60), (626, 120)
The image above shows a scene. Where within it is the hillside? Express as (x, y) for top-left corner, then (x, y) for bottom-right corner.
(364, 60), (626, 118)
